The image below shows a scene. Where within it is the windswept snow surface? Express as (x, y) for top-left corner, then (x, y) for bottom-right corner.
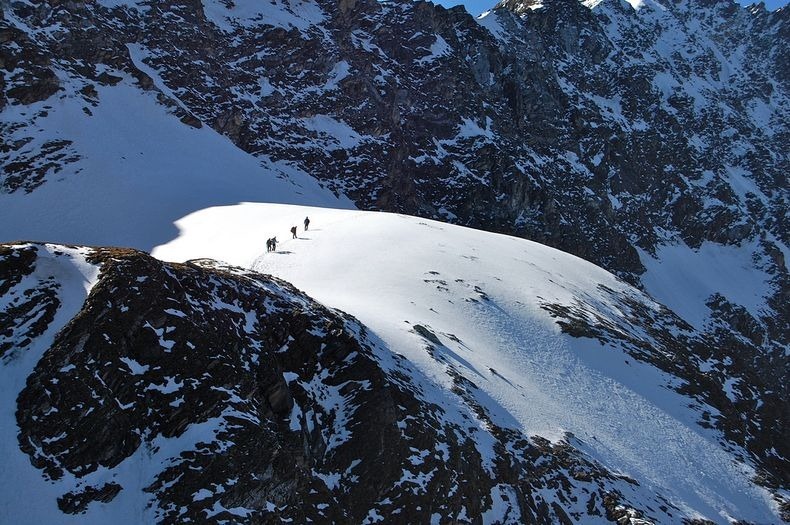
(154, 203), (780, 523)
(0, 75), (351, 250)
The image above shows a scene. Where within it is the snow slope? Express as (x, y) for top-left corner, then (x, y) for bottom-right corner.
(154, 203), (781, 523)
(638, 241), (775, 329)
(0, 245), (104, 523)
(0, 73), (352, 250)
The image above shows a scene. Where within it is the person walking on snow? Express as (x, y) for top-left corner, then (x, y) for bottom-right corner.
(270, 237), (277, 252)
(304, 216), (310, 231)
(290, 226), (297, 239)
(266, 238), (272, 252)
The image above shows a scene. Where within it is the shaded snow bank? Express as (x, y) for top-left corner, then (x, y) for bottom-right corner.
(0, 75), (351, 250)
(639, 241), (774, 328)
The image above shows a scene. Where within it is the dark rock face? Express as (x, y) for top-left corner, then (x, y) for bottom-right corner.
(4, 243), (679, 523)
(12, 246), (413, 521)
(0, 25), (61, 108)
(0, 244), (61, 360)
(58, 482), (123, 514)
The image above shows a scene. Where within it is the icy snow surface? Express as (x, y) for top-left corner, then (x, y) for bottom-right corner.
(154, 203), (780, 523)
(476, 11), (509, 43)
(639, 241), (774, 328)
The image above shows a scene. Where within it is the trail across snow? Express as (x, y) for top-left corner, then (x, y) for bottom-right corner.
(153, 203), (780, 523)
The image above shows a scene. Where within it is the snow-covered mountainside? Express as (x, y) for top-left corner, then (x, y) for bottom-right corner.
(1, 0), (786, 363)
(0, 208), (784, 523)
(0, 62), (351, 250)
(1, 0), (788, 521)
(2, 0), (787, 264)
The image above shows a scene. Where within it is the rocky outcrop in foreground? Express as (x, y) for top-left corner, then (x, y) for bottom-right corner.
(3, 242), (693, 523)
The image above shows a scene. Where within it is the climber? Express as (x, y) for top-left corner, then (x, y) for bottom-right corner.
(304, 216), (310, 231)
(270, 237), (277, 252)
(266, 238), (273, 252)
(290, 226), (297, 239)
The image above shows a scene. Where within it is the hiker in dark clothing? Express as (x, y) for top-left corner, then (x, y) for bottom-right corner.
(290, 226), (297, 239)
(270, 237), (277, 252)
(266, 238), (272, 252)
(304, 216), (310, 231)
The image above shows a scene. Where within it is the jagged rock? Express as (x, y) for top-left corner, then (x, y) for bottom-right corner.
(0, 244), (60, 360)
(58, 483), (123, 514)
(6, 71), (60, 105)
